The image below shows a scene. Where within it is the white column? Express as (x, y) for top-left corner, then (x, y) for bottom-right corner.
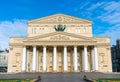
(82, 46), (88, 71)
(53, 46), (57, 72)
(22, 46), (27, 72)
(64, 46), (67, 72)
(94, 46), (98, 71)
(74, 46), (78, 72)
(36, 49), (39, 72)
(26, 49), (29, 72)
(91, 49), (95, 71)
(32, 46), (37, 72)
(43, 46), (47, 72)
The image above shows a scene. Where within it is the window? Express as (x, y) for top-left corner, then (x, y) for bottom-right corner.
(41, 56), (43, 62)
(50, 56), (52, 62)
(59, 57), (61, 62)
(77, 56), (80, 62)
(76, 28), (80, 33)
(68, 56), (70, 62)
(32, 28), (36, 34)
(4, 56), (6, 60)
(84, 28), (86, 32)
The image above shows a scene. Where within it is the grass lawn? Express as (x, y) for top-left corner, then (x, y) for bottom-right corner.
(0, 79), (33, 82)
(92, 78), (120, 82)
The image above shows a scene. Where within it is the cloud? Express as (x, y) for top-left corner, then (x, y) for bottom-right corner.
(82, 1), (120, 45)
(87, 2), (105, 10)
(0, 19), (27, 50)
(98, 1), (120, 24)
(96, 1), (120, 45)
(101, 24), (120, 45)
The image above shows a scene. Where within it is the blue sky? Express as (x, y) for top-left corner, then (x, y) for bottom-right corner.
(0, 0), (120, 49)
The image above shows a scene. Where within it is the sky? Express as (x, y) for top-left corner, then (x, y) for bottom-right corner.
(0, 0), (120, 50)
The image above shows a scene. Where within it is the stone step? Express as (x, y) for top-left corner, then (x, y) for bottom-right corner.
(0, 73), (120, 82)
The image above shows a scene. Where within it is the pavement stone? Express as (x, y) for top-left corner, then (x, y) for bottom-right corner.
(0, 72), (120, 82)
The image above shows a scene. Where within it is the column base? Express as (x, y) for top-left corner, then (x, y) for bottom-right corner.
(43, 70), (47, 72)
(32, 70), (36, 72)
(74, 70), (78, 72)
(63, 70), (67, 72)
(21, 70), (26, 73)
(82, 70), (88, 72)
(94, 70), (99, 72)
(53, 70), (57, 72)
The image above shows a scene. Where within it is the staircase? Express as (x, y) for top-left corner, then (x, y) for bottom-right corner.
(0, 72), (120, 82)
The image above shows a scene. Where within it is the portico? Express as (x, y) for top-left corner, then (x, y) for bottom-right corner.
(21, 44), (98, 72)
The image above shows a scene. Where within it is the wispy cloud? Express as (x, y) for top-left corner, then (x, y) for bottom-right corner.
(77, 1), (120, 45)
(101, 24), (120, 45)
(0, 19), (27, 50)
(98, 1), (120, 24)
(96, 1), (120, 45)
(87, 2), (105, 11)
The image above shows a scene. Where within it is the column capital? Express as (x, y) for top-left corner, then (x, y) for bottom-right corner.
(84, 45), (88, 48)
(22, 46), (26, 48)
(33, 45), (36, 47)
(94, 45), (97, 47)
(74, 46), (77, 47)
(64, 46), (67, 48)
(53, 45), (57, 47)
(43, 46), (47, 47)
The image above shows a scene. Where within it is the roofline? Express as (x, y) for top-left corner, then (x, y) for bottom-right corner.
(28, 13), (92, 23)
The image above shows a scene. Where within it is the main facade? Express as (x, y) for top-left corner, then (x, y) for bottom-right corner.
(8, 14), (112, 73)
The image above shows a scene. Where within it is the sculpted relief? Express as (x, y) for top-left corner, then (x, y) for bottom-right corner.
(29, 14), (91, 24)
(50, 35), (70, 40)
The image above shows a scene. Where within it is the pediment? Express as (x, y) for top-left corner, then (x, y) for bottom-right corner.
(25, 32), (93, 42)
(28, 14), (92, 24)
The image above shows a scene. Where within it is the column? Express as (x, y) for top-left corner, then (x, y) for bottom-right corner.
(26, 49), (29, 72)
(94, 46), (98, 71)
(22, 46), (27, 72)
(82, 46), (88, 72)
(74, 46), (78, 72)
(53, 46), (57, 72)
(43, 46), (47, 72)
(32, 46), (37, 72)
(36, 49), (39, 72)
(64, 46), (67, 72)
(91, 49), (95, 71)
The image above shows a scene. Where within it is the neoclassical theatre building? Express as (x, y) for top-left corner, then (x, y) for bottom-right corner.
(8, 14), (112, 73)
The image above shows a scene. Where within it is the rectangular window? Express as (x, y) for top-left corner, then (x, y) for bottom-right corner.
(59, 57), (61, 62)
(68, 56), (70, 62)
(77, 56), (80, 62)
(41, 56), (43, 62)
(32, 28), (36, 34)
(50, 56), (52, 62)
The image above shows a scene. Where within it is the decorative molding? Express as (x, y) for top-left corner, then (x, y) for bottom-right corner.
(28, 14), (92, 24)
(50, 35), (70, 40)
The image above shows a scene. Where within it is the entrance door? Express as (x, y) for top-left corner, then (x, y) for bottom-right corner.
(68, 66), (72, 72)
(58, 66), (62, 72)
(49, 66), (53, 72)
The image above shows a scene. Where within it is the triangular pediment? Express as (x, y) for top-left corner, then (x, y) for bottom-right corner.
(24, 32), (94, 42)
(28, 14), (92, 24)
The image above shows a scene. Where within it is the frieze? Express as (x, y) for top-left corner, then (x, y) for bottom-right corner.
(50, 35), (70, 40)
(22, 41), (97, 46)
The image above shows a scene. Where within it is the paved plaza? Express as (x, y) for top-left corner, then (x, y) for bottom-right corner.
(0, 72), (120, 82)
